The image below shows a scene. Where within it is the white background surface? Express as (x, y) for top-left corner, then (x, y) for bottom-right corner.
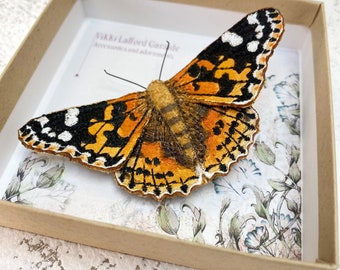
(0, 0), (339, 269)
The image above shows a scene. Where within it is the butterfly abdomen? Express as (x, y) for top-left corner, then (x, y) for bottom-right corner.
(146, 80), (197, 166)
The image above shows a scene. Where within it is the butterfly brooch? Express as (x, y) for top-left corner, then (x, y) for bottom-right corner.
(18, 8), (284, 201)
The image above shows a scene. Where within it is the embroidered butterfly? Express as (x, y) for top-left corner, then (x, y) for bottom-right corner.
(18, 8), (284, 200)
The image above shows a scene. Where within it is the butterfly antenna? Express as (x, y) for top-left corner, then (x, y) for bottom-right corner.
(104, 69), (146, 89)
(159, 41), (170, 80)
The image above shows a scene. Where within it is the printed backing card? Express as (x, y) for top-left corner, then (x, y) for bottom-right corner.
(0, 6), (318, 263)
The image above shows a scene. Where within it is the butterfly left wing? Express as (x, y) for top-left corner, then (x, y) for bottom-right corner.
(170, 8), (284, 107)
(18, 92), (151, 171)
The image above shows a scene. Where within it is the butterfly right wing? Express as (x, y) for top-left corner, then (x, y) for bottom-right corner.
(18, 92), (151, 171)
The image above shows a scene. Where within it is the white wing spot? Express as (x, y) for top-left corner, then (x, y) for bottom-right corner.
(247, 13), (259, 25)
(41, 127), (51, 134)
(247, 41), (260, 52)
(96, 156), (107, 162)
(221, 31), (243, 47)
(36, 116), (49, 127)
(255, 25), (265, 39)
(41, 127), (56, 137)
(48, 132), (56, 138)
(65, 108), (79, 127)
(58, 131), (72, 142)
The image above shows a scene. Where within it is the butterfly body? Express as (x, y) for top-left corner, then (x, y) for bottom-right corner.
(18, 8), (284, 200)
(146, 79), (203, 166)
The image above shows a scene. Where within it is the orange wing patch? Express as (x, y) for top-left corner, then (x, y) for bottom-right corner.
(202, 106), (259, 174)
(115, 141), (203, 198)
(83, 93), (150, 162)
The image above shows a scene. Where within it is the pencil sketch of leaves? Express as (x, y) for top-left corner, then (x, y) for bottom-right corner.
(4, 176), (21, 200)
(232, 159), (261, 179)
(268, 178), (290, 192)
(3, 154), (75, 210)
(242, 185), (274, 220)
(156, 201), (180, 237)
(182, 203), (206, 243)
(254, 141), (276, 166)
(273, 74), (300, 135)
(35, 165), (64, 189)
(244, 226), (270, 253)
(215, 198), (231, 246)
(292, 227), (302, 248)
(273, 74), (299, 106)
(228, 212), (255, 250)
(213, 159), (261, 195)
(288, 162), (301, 183)
(156, 201), (206, 243)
